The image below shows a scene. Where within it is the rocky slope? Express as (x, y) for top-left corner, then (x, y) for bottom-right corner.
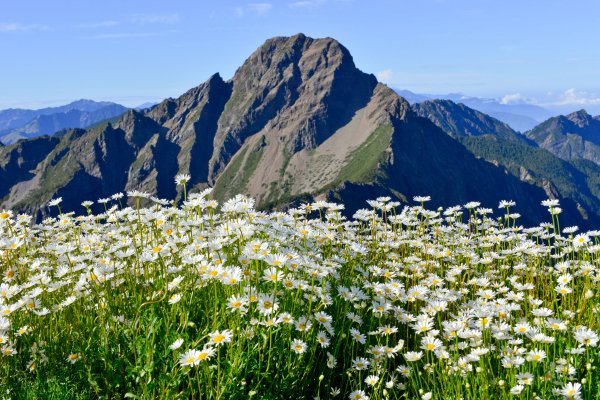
(413, 100), (600, 222)
(0, 34), (598, 227)
(412, 99), (525, 141)
(526, 110), (600, 165)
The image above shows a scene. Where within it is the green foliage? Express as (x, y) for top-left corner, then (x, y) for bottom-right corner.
(0, 193), (599, 399)
(460, 135), (600, 214)
(212, 146), (252, 202)
(336, 123), (392, 184)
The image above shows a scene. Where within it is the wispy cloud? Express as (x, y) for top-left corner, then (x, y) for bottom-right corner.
(289, 0), (350, 8)
(520, 89), (600, 110)
(500, 93), (527, 105)
(91, 32), (161, 39)
(0, 23), (49, 33)
(555, 88), (600, 106)
(376, 69), (394, 83)
(75, 20), (119, 29)
(289, 0), (326, 9)
(132, 13), (181, 24)
(248, 3), (273, 16)
(76, 20), (119, 29)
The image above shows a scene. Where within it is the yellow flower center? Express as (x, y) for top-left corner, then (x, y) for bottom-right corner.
(213, 335), (225, 343)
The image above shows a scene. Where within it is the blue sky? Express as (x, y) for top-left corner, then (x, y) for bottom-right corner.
(1, 0), (600, 111)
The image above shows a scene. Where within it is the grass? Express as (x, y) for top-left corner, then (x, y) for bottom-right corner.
(336, 123), (392, 184)
(212, 146), (249, 201)
(213, 137), (266, 202)
(0, 190), (599, 399)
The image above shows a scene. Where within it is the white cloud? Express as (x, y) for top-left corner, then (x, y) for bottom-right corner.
(133, 13), (180, 24)
(76, 20), (119, 29)
(376, 69), (394, 83)
(91, 32), (160, 39)
(289, 0), (326, 8)
(500, 93), (526, 105)
(0, 23), (48, 32)
(556, 88), (600, 106)
(248, 3), (272, 16)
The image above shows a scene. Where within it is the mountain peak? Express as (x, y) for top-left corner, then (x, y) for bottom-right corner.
(412, 98), (520, 141)
(564, 109), (592, 127)
(208, 34), (376, 182)
(3, 34), (600, 230)
(245, 34), (357, 77)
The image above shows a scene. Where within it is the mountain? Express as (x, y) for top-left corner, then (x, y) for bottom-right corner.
(0, 100), (129, 144)
(526, 110), (600, 165)
(0, 34), (597, 228)
(411, 99), (525, 142)
(396, 89), (553, 132)
(413, 99), (600, 222)
(135, 102), (158, 111)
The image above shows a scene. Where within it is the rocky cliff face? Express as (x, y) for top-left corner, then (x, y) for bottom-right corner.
(412, 99), (524, 141)
(526, 110), (600, 165)
(413, 100), (600, 226)
(0, 34), (598, 228)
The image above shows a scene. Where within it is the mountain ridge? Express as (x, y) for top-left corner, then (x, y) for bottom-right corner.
(526, 109), (600, 165)
(0, 103), (129, 144)
(1, 34), (599, 228)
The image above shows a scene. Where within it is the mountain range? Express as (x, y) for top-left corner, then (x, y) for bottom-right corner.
(0, 100), (128, 144)
(1, 34), (599, 228)
(396, 89), (554, 132)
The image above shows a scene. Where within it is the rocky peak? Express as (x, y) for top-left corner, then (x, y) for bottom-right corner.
(411, 98), (520, 141)
(564, 109), (592, 128)
(208, 34), (377, 182)
(113, 109), (162, 149)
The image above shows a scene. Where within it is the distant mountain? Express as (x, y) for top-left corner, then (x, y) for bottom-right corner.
(413, 99), (600, 223)
(0, 100), (128, 144)
(135, 102), (158, 111)
(525, 110), (600, 166)
(411, 99), (525, 142)
(0, 34), (598, 228)
(460, 135), (600, 222)
(395, 89), (553, 132)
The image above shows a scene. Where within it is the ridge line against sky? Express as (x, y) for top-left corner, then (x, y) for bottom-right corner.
(1, 0), (599, 112)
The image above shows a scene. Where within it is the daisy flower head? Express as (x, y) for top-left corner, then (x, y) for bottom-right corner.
(364, 374), (379, 386)
(196, 346), (216, 363)
(560, 382), (581, 399)
(291, 339), (307, 354)
(404, 351), (424, 362)
(349, 389), (369, 400)
(208, 329), (233, 346)
(174, 173), (191, 186)
(573, 233), (590, 249)
(179, 349), (201, 367)
(169, 338), (184, 350)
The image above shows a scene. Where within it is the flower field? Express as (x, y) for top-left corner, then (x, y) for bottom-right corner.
(0, 187), (599, 399)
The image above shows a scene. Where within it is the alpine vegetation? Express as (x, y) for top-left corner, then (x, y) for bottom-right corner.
(0, 184), (599, 399)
